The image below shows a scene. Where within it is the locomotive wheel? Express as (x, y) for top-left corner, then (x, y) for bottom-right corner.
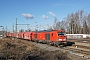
(36, 41), (39, 43)
(63, 43), (67, 47)
(60, 45), (64, 47)
(54, 44), (58, 47)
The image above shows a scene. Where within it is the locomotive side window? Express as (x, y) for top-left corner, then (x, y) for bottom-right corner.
(52, 33), (53, 36)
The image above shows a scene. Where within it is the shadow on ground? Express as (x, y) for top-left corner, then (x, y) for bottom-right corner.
(22, 56), (39, 60)
(67, 41), (75, 46)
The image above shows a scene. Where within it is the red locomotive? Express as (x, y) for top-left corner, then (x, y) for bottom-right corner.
(7, 30), (67, 46)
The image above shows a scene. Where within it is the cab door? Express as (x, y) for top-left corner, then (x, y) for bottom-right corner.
(45, 34), (50, 40)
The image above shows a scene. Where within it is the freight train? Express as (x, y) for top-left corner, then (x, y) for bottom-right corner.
(7, 30), (67, 46)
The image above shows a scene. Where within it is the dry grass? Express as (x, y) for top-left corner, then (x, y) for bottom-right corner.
(0, 38), (70, 60)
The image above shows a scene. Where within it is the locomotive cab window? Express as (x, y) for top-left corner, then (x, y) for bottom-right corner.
(58, 32), (65, 36)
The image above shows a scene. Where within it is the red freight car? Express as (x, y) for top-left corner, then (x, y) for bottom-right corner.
(23, 32), (32, 40)
(17, 32), (35, 41)
(7, 32), (13, 37)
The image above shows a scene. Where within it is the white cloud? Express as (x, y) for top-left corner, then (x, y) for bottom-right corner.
(42, 15), (48, 19)
(22, 13), (34, 19)
(48, 12), (56, 17)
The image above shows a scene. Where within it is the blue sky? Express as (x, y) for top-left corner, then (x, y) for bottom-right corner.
(0, 0), (90, 31)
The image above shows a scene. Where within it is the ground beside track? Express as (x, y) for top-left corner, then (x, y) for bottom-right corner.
(0, 37), (89, 60)
(67, 38), (90, 43)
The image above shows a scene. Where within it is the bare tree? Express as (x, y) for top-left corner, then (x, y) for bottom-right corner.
(50, 10), (89, 34)
(53, 18), (61, 30)
(87, 13), (90, 34)
(83, 20), (89, 34)
(64, 10), (87, 34)
(47, 24), (53, 30)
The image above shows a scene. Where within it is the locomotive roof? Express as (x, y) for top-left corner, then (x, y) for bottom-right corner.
(37, 30), (52, 32)
(35, 30), (65, 32)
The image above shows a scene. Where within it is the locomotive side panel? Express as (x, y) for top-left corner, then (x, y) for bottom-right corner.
(50, 32), (58, 42)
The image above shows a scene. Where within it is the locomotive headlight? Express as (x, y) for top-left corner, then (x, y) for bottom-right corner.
(64, 39), (66, 40)
(58, 39), (62, 41)
(63, 38), (66, 41)
(57, 38), (66, 41)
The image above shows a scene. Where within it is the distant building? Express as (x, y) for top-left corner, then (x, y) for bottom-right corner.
(66, 34), (90, 39)
(0, 30), (7, 37)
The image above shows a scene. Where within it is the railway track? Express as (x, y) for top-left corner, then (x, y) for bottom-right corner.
(22, 40), (90, 59)
(72, 44), (90, 49)
(63, 47), (90, 59)
(67, 39), (90, 47)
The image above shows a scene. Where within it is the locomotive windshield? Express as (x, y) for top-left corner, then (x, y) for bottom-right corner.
(58, 32), (65, 36)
